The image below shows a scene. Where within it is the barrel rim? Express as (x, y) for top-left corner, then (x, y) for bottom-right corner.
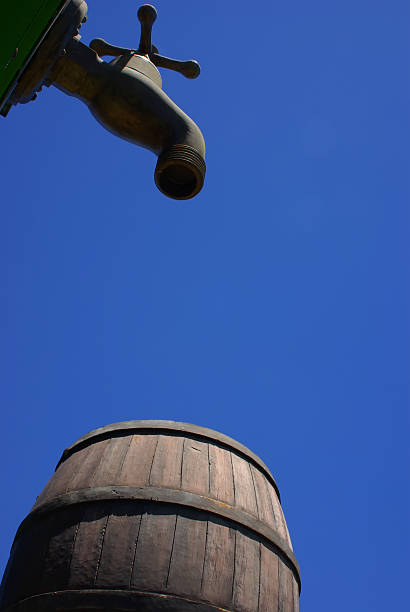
(57, 420), (281, 500)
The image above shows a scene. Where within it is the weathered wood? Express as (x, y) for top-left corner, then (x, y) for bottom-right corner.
(259, 542), (279, 612)
(209, 443), (235, 505)
(118, 434), (157, 486)
(95, 504), (143, 588)
(265, 477), (289, 544)
(33, 443), (93, 506)
(12, 485), (299, 577)
(131, 510), (176, 592)
(39, 510), (81, 592)
(68, 505), (108, 589)
(182, 438), (209, 495)
(149, 434), (184, 489)
(167, 511), (207, 599)
(0, 522), (47, 608)
(59, 420), (280, 498)
(231, 452), (258, 517)
(201, 519), (235, 609)
(232, 530), (260, 612)
(91, 436), (130, 487)
(251, 464), (277, 532)
(278, 505), (293, 552)
(67, 438), (109, 491)
(0, 421), (300, 612)
(2, 590), (242, 611)
(278, 560), (294, 612)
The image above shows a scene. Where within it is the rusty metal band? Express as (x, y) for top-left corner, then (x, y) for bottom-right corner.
(14, 485), (300, 590)
(2, 589), (240, 612)
(57, 420), (281, 500)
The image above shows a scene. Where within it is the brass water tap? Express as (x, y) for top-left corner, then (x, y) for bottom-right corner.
(6, 2), (206, 200)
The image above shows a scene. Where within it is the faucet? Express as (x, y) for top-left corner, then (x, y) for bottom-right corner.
(7, 1), (206, 200)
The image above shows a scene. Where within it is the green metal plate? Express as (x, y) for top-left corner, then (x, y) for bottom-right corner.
(0, 0), (68, 111)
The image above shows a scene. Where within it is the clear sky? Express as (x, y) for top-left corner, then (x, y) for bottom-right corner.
(1, 1), (409, 610)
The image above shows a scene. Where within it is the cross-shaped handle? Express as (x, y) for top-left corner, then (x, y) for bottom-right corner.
(90, 3), (200, 79)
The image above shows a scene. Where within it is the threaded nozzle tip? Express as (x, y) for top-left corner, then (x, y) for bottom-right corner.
(154, 145), (206, 200)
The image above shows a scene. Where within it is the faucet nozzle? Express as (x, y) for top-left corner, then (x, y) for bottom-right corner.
(155, 145), (206, 200)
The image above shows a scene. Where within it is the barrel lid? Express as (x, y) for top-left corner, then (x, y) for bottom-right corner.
(58, 420), (281, 500)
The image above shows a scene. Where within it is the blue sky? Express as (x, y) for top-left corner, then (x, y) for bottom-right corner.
(1, 1), (409, 610)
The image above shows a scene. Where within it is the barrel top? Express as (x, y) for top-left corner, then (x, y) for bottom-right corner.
(58, 420), (280, 498)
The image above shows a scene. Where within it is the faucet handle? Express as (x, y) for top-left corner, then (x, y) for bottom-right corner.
(137, 4), (200, 78)
(150, 53), (200, 79)
(91, 5), (157, 58)
(90, 5), (200, 79)
(89, 38), (133, 58)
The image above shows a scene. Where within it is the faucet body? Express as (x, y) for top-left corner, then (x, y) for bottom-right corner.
(51, 38), (205, 199)
(4, 1), (206, 199)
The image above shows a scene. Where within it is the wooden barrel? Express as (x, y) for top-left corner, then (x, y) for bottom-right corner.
(0, 421), (300, 612)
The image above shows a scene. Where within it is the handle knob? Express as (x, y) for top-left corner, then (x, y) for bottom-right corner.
(152, 54), (200, 79)
(137, 4), (157, 54)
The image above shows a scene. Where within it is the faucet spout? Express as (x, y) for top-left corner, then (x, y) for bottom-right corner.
(51, 38), (206, 200)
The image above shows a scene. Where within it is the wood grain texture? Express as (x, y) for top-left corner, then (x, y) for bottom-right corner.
(201, 519), (235, 609)
(33, 443), (94, 506)
(167, 512), (207, 599)
(232, 530), (260, 612)
(182, 438), (209, 495)
(0, 521), (47, 607)
(60, 421), (279, 497)
(68, 505), (109, 589)
(39, 510), (81, 592)
(5, 590), (248, 612)
(67, 438), (109, 492)
(265, 479), (289, 545)
(251, 464), (277, 533)
(259, 542), (279, 612)
(131, 509), (177, 592)
(149, 434), (184, 489)
(91, 436), (130, 487)
(278, 506), (293, 552)
(208, 443), (235, 505)
(118, 434), (157, 487)
(278, 560), (294, 612)
(231, 452), (258, 517)
(95, 504), (143, 588)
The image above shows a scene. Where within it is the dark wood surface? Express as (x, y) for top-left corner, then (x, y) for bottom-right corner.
(1, 590), (293, 612)
(34, 432), (289, 552)
(58, 421), (279, 497)
(14, 485), (298, 574)
(1, 425), (299, 612)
